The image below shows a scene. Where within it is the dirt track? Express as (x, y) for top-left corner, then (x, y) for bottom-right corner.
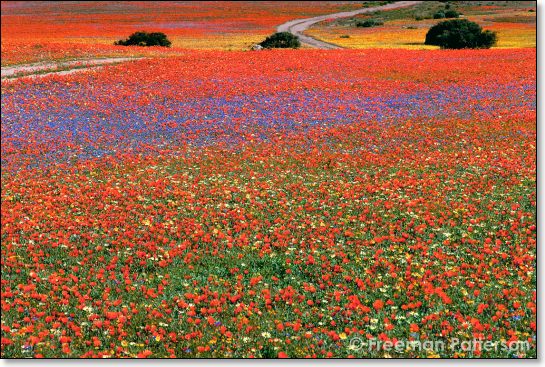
(1, 57), (142, 81)
(277, 1), (422, 49)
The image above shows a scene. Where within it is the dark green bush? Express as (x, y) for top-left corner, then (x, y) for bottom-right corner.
(115, 31), (171, 47)
(433, 10), (446, 19)
(444, 9), (461, 18)
(259, 32), (300, 49)
(356, 19), (384, 27)
(425, 19), (497, 49)
(434, 7), (460, 19)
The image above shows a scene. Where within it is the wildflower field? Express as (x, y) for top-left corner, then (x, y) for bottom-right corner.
(1, 1), (535, 66)
(1, 1), (362, 65)
(0, 0), (537, 360)
(1, 47), (536, 358)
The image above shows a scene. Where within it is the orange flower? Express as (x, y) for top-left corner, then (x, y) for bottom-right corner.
(373, 299), (384, 311)
(137, 350), (153, 358)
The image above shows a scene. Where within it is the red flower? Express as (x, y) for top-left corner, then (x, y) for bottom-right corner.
(278, 352), (289, 358)
(373, 299), (384, 311)
(137, 350), (153, 358)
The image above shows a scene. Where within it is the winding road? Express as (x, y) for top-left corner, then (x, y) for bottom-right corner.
(277, 1), (422, 49)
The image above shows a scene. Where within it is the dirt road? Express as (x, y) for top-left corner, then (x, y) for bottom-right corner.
(1, 57), (142, 81)
(277, 1), (422, 49)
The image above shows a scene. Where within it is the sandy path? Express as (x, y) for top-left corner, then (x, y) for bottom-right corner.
(277, 1), (422, 49)
(1, 57), (143, 80)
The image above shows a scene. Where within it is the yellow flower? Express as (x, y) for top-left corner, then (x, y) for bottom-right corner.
(121, 340), (128, 347)
(339, 333), (347, 340)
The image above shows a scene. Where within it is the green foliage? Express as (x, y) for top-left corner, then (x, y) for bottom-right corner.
(425, 19), (497, 49)
(259, 32), (300, 49)
(356, 19), (384, 27)
(361, 1), (395, 8)
(444, 9), (461, 18)
(115, 31), (172, 47)
(433, 10), (446, 19)
(433, 9), (459, 19)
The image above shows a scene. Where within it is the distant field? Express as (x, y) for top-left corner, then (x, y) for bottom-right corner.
(1, 2), (535, 66)
(1, 1), (364, 65)
(305, 1), (536, 49)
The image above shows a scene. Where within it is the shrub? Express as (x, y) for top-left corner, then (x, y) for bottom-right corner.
(433, 10), (446, 19)
(415, 12), (434, 21)
(356, 19), (384, 27)
(259, 32), (300, 49)
(425, 19), (497, 49)
(362, 1), (394, 8)
(444, 9), (461, 18)
(115, 31), (171, 47)
(434, 7), (460, 19)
